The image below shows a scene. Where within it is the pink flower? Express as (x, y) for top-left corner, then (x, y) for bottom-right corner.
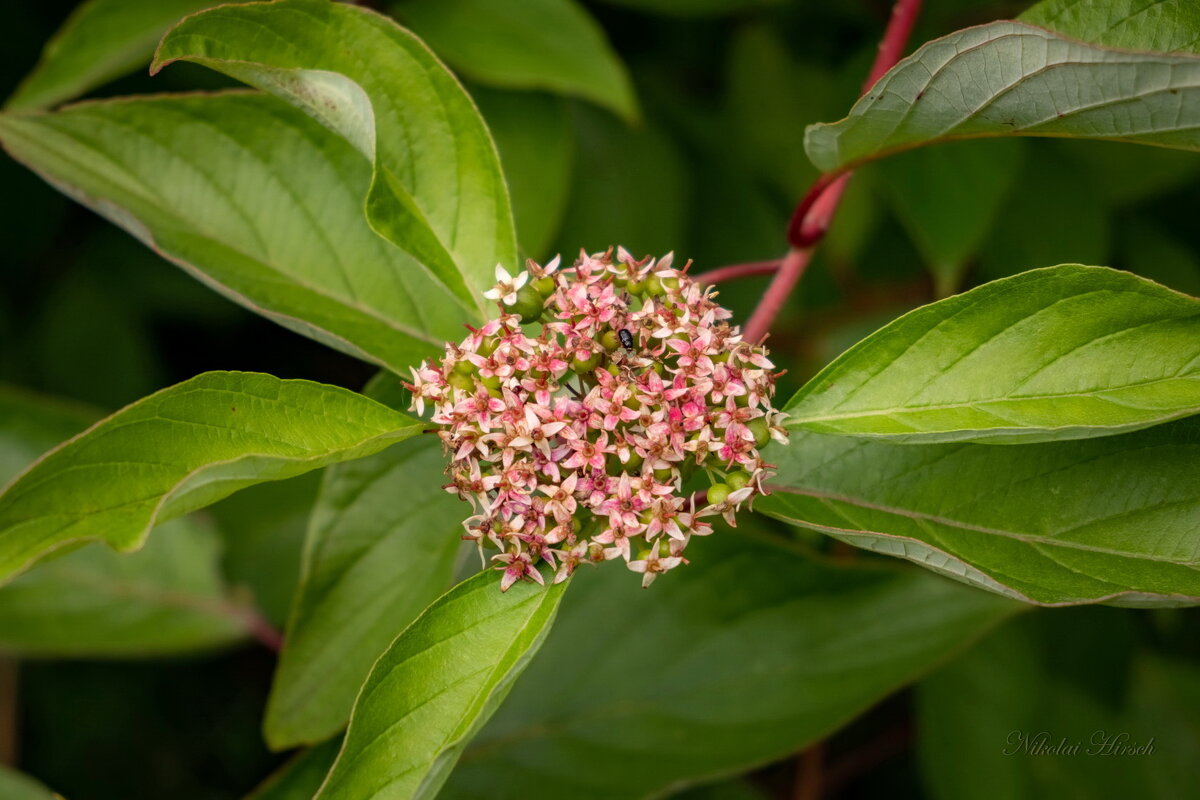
(492, 550), (544, 592)
(411, 248), (787, 590)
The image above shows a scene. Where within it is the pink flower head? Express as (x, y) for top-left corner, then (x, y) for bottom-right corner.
(409, 248), (787, 589)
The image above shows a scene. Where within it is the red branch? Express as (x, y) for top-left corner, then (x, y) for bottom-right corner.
(243, 607), (284, 652)
(696, 260), (781, 285)
(743, 248), (812, 344)
(749, 0), (924, 341)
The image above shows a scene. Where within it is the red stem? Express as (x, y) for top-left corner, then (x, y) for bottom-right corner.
(696, 260), (781, 285)
(243, 607), (284, 652)
(750, 0), (924, 340)
(864, 0), (924, 90)
(742, 248), (812, 344)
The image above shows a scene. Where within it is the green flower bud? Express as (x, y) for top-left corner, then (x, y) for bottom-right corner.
(453, 359), (476, 375)
(600, 330), (621, 351)
(645, 275), (665, 296)
(532, 276), (556, 297)
(726, 470), (751, 491)
(511, 284), (547, 324)
(571, 352), (601, 373)
(626, 279), (647, 296)
(748, 417), (771, 448)
(480, 374), (501, 390)
(707, 482), (732, 504)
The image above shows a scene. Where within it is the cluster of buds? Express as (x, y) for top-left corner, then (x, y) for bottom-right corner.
(407, 248), (788, 590)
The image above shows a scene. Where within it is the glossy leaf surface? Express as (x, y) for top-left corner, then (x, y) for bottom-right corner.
(0, 372), (421, 583)
(0, 93), (464, 372)
(315, 571), (567, 800)
(806, 21), (1200, 173)
(154, 0), (515, 312)
(442, 534), (1018, 799)
(785, 266), (1200, 444)
(759, 420), (1200, 606)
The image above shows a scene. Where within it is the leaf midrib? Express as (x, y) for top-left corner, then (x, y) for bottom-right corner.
(789, 373), (1200, 425)
(769, 485), (1200, 565)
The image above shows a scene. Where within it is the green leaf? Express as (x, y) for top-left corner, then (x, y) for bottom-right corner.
(314, 571), (567, 800)
(805, 21), (1200, 174)
(918, 612), (1200, 799)
(0, 92), (465, 372)
(394, 0), (637, 122)
(153, 0), (515, 313)
(0, 515), (247, 657)
(1021, 0), (1200, 54)
(758, 418), (1200, 606)
(0, 765), (58, 800)
(441, 533), (1018, 799)
(0, 371), (422, 584)
(475, 89), (574, 259)
(248, 738), (342, 800)
(265, 437), (466, 749)
(4, 0), (219, 112)
(877, 139), (1024, 296)
(785, 265), (1200, 443)
(0, 384), (250, 656)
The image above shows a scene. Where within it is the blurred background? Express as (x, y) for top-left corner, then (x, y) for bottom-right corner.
(2, 0), (1199, 798)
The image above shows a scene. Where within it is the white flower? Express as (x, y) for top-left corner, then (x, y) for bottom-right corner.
(483, 264), (529, 306)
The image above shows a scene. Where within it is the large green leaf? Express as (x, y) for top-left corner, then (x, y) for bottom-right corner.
(0, 371), (422, 584)
(394, 0), (637, 121)
(265, 437), (465, 749)
(805, 21), (1200, 174)
(4, 0), (219, 112)
(153, 0), (515, 313)
(0, 384), (249, 656)
(441, 533), (1018, 799)
(1021, 0), (1200, 54)
(0, 516), (247, 656)
(784, 266), (1200, 443)
(758, 419), (1200, 606)
(0, 92), (464, 372)
(918, 611), (1200, 799)
(314, 571), (567, 800)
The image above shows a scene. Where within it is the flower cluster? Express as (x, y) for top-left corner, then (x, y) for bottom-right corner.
(407, 248), (788, 590)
